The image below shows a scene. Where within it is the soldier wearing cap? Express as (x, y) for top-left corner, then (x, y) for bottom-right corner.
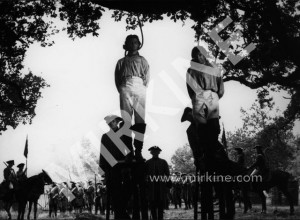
(58, 182), (69, 215)
(48, 182), (59, 218)
(146, 146), (170, 220)
(76, 182), (85, 213)
(16, 163), (27, 182)
(3, 160), (16, 190)
(99, 114), (132, 220)
(70, 181), (80, 213)
(171, 171), (182, 209)
(182, 173), (193, 210)
(100, 115), (128, 170)
(249, 145), (269, 180)
(234, 148), (245, 167)
(99, 181), (107, 215)
(85, 180), (95, 213)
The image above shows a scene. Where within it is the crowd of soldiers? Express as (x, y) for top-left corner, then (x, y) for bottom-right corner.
(1, 143), (269, 219)
(45, 172), (199, 218)
(46, 180), (107, 217)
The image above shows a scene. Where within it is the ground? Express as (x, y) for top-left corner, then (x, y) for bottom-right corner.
(0, 204), (299, 219)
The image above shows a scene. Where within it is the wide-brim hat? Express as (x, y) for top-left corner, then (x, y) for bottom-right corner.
(148, 146), (162, 152)
(17, 163), (25, 168)
(6, 160), (14, 166)
(104, 115), (123, 124)
(181, 107), (192, 122)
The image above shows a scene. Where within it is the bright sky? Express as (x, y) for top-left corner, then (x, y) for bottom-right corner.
(0, 11), (297, 182)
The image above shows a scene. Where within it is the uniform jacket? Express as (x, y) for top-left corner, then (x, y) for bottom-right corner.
(3, 167), (15, 181)
(250, 153), (269, 175)
(145, 157), (170, 201)
(99, 131), (127, 173)
(16, 170), (27, 182)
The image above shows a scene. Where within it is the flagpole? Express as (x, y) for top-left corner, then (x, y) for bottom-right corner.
(24, 135), (28, 176)
(26, 157), (28, 176)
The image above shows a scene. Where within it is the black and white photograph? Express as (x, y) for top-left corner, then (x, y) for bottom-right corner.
(0, 0), (299, 219)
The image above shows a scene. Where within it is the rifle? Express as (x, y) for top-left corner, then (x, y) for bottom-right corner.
(3, 161), (16, 176)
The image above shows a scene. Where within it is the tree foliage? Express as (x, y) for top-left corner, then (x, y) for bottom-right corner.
(0, 0), (104, 133)
(227, 101), (297, 171)
(171, 144), (195, 174)
(78, 137), (100, 180)
(102, 0), (300, 125)
(1, 0), (299, 133)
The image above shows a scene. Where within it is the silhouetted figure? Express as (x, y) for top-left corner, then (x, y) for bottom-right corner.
(3, 160), (16, 191)
(99, 115), (132, 220)
(16, 163), (27, 183)
(86, 181), (94, 213)
(249, 145), (270, 181)
(48, 182), (59, 218)
(234, 148), (245, 168)
(146, 146), (170, 220)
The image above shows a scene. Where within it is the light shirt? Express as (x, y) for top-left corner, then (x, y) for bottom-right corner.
(115, 53), (150, 89)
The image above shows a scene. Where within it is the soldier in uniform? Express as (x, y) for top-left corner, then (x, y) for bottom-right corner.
(234, 148), (245, 167)
(249, 145), (271, 198)
(99, 114), (132, 220)
(249, 145), (270, 180)
(70, 181), (79, 213)
(3, 160), (16, 191)
(58, 182), (69, 216)
(172, 173), (182, 209)
(145, 146), (170, 220)
(94, 183), (102, 215)
(16, 163), (27, 182)
(99, 180), (107, 215)
(86, 180), (94, 213)
(76, 182), (85, 213)
(182, 174), (193, 210)
(48, 182), (59, 218)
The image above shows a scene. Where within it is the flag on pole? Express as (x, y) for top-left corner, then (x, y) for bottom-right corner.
(222, 124), (227, 148)
(24, 135), (28, 158)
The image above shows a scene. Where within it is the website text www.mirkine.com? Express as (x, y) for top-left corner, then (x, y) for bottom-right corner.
(148, 173), (262, 183)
